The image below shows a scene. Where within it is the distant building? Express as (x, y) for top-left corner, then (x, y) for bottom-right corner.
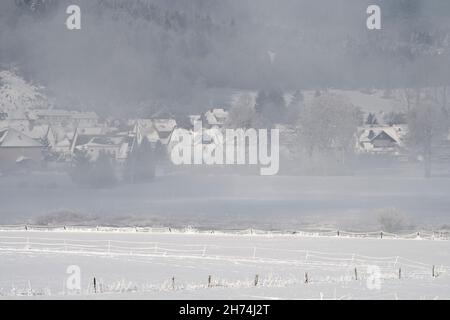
(356, 125), (407, 155)
(203, 108), (229, 128)
(34, 109), (99, 127)
(0, 128), (43, 171)
(71, 132), (134, 163)
(133, 118), (177, 147)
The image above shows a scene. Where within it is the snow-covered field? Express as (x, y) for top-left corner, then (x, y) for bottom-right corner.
(0, 229), (449, 300)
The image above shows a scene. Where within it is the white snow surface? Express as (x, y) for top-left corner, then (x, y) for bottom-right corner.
(0, 229), (449, 300)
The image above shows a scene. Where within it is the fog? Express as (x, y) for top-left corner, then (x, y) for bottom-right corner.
(1, 1), (450, 232)
(1, 0), (450, 115)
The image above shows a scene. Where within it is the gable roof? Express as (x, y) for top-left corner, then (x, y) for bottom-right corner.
(0, 128), (43, 147)
(358, 126), (403, 145)
(371, 130), (397, 143)
(151, 106), (175, 119)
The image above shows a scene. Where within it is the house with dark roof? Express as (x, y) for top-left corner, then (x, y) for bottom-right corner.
(356, 125), (407, 155)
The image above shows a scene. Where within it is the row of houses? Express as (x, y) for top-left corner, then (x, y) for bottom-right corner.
(3, 104), (445, 173)
(0, 107), (231, 172)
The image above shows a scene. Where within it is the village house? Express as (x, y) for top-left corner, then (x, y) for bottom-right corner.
(133, 113), (177, 147)
(71, 128), (135, 163)
(0, 128), (43, 171)
(202, 108), (229, 128)
(34, 109), (99, 127)
(356, 125), (407, 155)
(4, 120), (51, 143)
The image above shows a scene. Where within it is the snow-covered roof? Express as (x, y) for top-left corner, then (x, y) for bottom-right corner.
(0, 128), (43, 148)
(135, 118), (176, 145)
(76, 135), (125, 148)
(204, 108), (229, 126)
(358, 125), (405, 144)
(35, 109), (98, 119)
(2, 122), (50, 140)
(54, 138), (72, 148)
(153, 119), (177, 133)
(73, 133), (133, 161)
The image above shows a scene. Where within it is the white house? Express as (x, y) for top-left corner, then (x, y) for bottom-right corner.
(71, 133), (134, 163)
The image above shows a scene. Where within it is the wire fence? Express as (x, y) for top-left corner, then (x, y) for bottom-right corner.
(0, 234), (448, 278)
(0, 224), (449, 240)
(1, 231), (449, 298)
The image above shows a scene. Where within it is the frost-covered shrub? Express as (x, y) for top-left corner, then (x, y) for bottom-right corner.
(376, 208), (407, 233)
(34, 210), (98, 226)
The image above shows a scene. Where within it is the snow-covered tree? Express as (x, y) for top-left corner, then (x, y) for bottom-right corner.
(0, 69), (48, 112)
(125, 137), (155, 183)
(407, 100), (449, 177)
(226, 92), (257, 129)
(366, 113), (378, 125)
(254, 89), (287, 128)
(384, 111), (407, 126)
(298, 93), (363, 162)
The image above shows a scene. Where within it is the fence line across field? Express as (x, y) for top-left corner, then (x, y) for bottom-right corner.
(0, 235), (420, 260)
(0, 224), (448, 241)
(0, 236), (447, 276)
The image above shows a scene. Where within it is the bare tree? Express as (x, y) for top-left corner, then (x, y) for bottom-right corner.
(407, 100), (449, 177)
(297, 93), (362, 165)
(226, 92), (257, 129)
(400, 88), (416, 112)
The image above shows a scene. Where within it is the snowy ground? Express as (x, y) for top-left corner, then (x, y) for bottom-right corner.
(0, 229), (449, 300)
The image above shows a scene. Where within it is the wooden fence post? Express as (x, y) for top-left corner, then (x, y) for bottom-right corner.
(354, 267), (358, 280)
(93, 277), (97, 293)
(254, 274), (259, 287)
(208, 275), (212, 287)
